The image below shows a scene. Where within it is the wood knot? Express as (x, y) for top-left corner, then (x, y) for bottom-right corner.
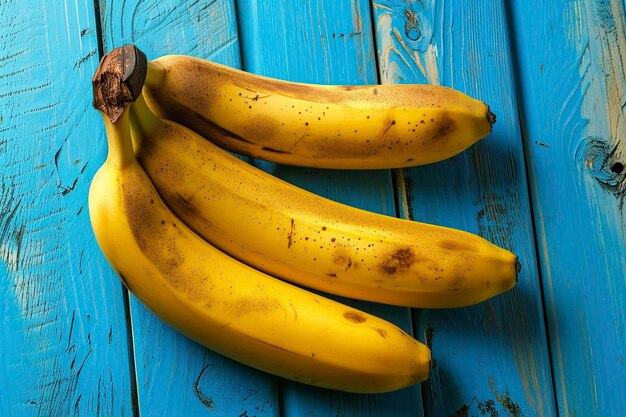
(576, 136), (625, 206)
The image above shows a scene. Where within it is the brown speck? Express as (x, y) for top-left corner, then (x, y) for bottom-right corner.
(446, 274), (465, 291)
(439, 239), (479, 252)
(344, 311), (367, 323)
(380, 247), (415, 274)
(287, 219), (295, 249)
(432, 113), (456, 140)
(375, 328), (387, 338)
(383, 119), (397, 134)
(327, 273), (337, 278)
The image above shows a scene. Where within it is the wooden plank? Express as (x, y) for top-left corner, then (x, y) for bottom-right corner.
(236, 1), (424, 416)
(0, 1), (135, 416)
(509, 1), (626, 415)
(99, 1), (280, 416)
(371, 1), (558, 416)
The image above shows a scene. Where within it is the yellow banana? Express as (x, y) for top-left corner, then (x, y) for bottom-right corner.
(89, 49), (431, 392)
(141, 53), (496, 169)
(130, 91), (519, 309)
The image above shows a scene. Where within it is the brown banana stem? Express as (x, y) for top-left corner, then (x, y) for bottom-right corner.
(92, 45), (147, 122)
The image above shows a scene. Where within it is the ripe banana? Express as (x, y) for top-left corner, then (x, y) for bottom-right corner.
(141, 53), (496, 169)
(88, 104), (432, 393)
(129, 90), (519, 309)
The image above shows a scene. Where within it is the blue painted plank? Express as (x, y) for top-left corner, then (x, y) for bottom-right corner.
(509, 1), (626, 415)
(372, 1), (557, 416)
(236, 1), (424, 416)
(99, 1), (280, 416)
(0, 1), (135, 416)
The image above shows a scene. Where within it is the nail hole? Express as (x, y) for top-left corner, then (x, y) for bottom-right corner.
(406, 27), (421, 41)
(610, 162), (624, 174)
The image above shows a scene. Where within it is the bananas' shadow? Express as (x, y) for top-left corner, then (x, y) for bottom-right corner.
(277, 374), (424, 417)
(415, 277), (557, 415)
(399, 127), (526, 235)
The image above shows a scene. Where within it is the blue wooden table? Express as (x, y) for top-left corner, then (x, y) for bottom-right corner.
(1, 1), (625, 416)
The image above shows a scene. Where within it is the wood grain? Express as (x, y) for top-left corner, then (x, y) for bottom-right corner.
(236, 1), (424, 416)
(0, 1), (134, 416)
(509, 0), (626, 415)
(372, 1), (557, 416)
(99, 1), (280, 416)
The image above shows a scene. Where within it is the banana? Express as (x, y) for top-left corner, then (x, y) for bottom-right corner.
(129, 89), (519, 309)
(89, 49), (431, 393)
(141, 52), (496, 169)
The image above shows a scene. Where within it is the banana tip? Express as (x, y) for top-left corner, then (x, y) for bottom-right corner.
(515, 257), (522, 282)
(486, 106), (497, 128)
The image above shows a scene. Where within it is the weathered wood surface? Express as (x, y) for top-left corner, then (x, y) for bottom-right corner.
(0, 1), (134, 416)
(510, 1), (626, 416)
(1, 0), (625, 416)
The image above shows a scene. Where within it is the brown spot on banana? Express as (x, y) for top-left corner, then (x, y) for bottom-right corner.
(174, 192), (200, 216)
(438, 239), (479, 253)
(287, 219), (295, 248)
(374, 328), (387, 338)
(121, 175), (203, 298)
(379, 247), (416, 274)
(223, 297), (283, 318)
(344, 311), (367, 323)
(333, 248), (355, 273)
(383, 118), (397, 134)
(446, 275), (466, 291)
(431, 112), (456, 140)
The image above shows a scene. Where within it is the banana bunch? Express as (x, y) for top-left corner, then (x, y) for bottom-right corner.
(89, 45), (519, 393)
